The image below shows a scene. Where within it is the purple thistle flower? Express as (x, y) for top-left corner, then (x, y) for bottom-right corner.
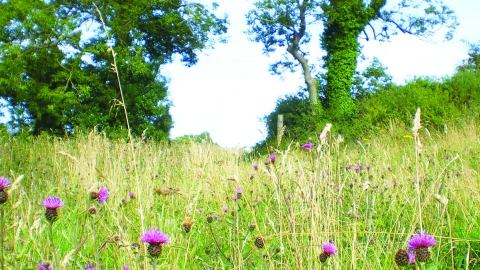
(129, 192), (135, 198)
(253, 163), (258, 170)
(345, 164), (352, 170)
(98, 187), (109, 204)
(37, 263), (53, 270)
(302, 143), (314, 149)
(366, 165), (371, 170)
(125, 167), (129, 171)
(197, 208), (203, 214)
(236, 187), (243, 194)
(223, 207), (228, 213)
(387, 165), (392, 171)
(250, 173), (255, 180)
(214, 214), (221, 221)
(408, 251), (416, 264)
(322, 241), (337, 255)
(84, 264), (96, 270)
(141, 228), (169, 244)
(42, 196), (64, 209)
(269, 154), (277, 163)
(123, 267), (130, 270)
(408, 232), (436, 251)
(0, 177), (10, 189)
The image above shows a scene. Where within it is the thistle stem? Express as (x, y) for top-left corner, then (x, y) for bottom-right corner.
(0, 206), (5, 270)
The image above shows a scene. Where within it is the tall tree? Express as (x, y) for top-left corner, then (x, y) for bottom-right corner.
(246, 0), (457, 120)
(246, 0), (323, 114)
(0, 0), (228, 139)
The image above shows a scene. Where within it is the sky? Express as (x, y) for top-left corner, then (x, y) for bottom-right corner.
(163, 0), (480, 148)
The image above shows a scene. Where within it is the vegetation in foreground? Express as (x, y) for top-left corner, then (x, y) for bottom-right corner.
(0, 113), (479, 269)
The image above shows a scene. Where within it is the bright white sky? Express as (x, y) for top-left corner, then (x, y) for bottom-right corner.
(163, 0), (480, 148)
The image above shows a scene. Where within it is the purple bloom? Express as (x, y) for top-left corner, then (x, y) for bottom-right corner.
(0, 177), (10, 189)
(37, 263), (53, 270)
(250, 173), (255, 180)
(98, 187), (109, 204)
(387, 165), (392, 171)
(269, 154), (277, 163)
(123, 267), (130, 270)
(197, 209), (203, 214)
(408, 232), (436, 251)
(366, 165), (371, 171)
(408, 251), (416, 264)
(302, 143), (314, 149)
(322, 241), (337, 255)
(125, 167), (129, 171)
(253, 163), (258, 170)
(84, 264), (96, 270)
(223, 207), (228, 213)
(236, 187), (243, 194)
(141, 228), (169, 244)
(129, 192), (135, 198)
(345, 164), (352, 170)
(41, 196), (64, 209)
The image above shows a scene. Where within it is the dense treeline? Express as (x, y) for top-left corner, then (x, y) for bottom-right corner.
(258, 42), (480, 150)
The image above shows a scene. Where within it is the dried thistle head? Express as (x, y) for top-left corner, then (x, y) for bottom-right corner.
(182, 218), (194, 233)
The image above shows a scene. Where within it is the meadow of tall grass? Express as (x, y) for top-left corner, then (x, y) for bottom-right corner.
(0, 113), (478, 269)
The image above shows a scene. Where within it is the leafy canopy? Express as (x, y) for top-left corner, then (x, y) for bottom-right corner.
(0, 0), (228, 140)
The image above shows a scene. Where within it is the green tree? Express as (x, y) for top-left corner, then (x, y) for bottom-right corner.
(246, 0), (323, 113)
(0, 0), (227, 140)
(246, 0), (457, 121)
(351, 57), (392, 99)
(457, 40), (480, 72)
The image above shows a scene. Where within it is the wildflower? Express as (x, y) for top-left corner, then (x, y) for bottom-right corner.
(269, 154), (276, 163)
(41, 196), (64, 222)
(141, 228), (169, 257)
(0, 177), (10, 204)
(250, 173), (254, 180)
(302, 143), (314, 150)
(254, 236), (265, 249)
(182, 218), (193, 233)
(88, 206), (97, 215)
(223, 207), (228, 213)
(197, 209), (203, 214)
(125, 167), (129, 171)
(394, 249), (409, 267)
(91, 187), (109, 204)
(408, 232), (436, 262)
(236, 187), (243, 199)
(123, 267), (130, 270)
(37, 263), (53, 270)
(84, 263), (96, 270)
(319, 241), (337, 262)
(129, 192), (135, 198)
(387, 165), (392, 171)
(366, 165), (371, 170)
(345, 164), (352, 170)
(408, 251), (416, 264)
(253, 163), (258, 170)
(98, 187), (109, 204)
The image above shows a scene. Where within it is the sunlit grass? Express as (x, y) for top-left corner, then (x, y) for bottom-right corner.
(0, 119), (478, 269)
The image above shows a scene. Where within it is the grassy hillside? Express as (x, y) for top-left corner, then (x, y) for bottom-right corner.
(0, 115), (479, 269)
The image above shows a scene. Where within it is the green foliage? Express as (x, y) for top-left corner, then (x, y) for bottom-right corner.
(457, 40), (480, 72)
(245, 0), (322, 108)
(0, 0), (228, 140)
(173, 131), (217, 145)
(263, 92), (324, 145)
(351, 57), (393, 99)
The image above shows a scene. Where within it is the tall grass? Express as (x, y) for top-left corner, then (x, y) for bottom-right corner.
(0, 117), (479, 269)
